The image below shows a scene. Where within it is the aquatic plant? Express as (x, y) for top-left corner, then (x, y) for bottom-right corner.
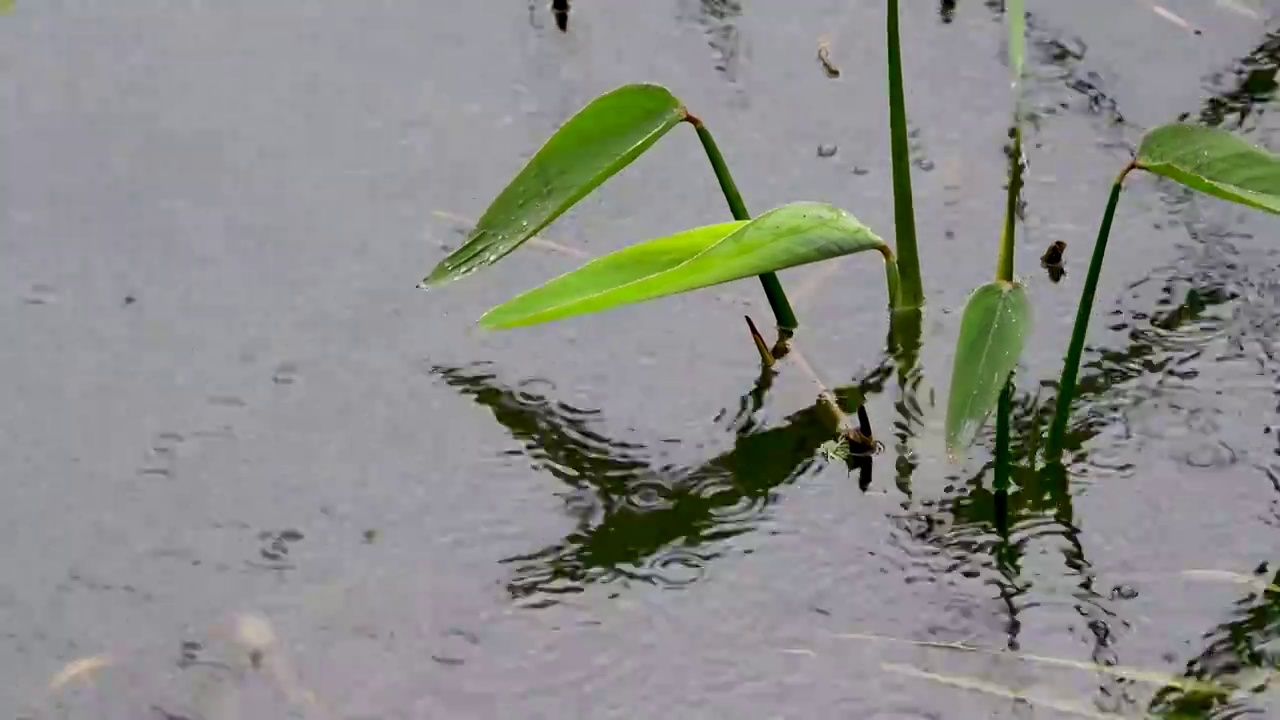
(943, 0), (1030, 466)
(941, 0), (1280, 471)
(421, 83), (902, 334)
(425, 1), (1280, 471)
(1042, 124), (1280, 463)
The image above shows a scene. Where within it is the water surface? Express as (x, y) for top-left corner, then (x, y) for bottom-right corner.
(3, 1), (1280, 717)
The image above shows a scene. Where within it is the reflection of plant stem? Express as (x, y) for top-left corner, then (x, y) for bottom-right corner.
(994, 380), (1013, 493)
(745, 314), (862, 442)
(886, 0), (924, 310)
(1045, 161), (1136, 463)
(686, 114), (799, 332)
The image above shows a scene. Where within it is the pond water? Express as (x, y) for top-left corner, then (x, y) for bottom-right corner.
(3, 1), (1280, 718)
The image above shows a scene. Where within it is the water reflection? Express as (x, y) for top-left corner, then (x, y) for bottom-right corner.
(680, 0), (745, 83)
(431, 360), (891, 604)
(1199, 29), (1280, 131)
(1149, 565), (1280, 718)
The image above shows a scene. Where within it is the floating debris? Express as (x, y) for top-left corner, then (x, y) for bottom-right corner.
(48, 655), (112, 691)
(1041, 240), (1066, 283)
(817, 144), (838, 158)
(817, 38), (841, 78)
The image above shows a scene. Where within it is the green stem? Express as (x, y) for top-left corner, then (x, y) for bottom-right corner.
(994, 379), (1013, 493)
(887, 0), (924, 309)
(1043, 162), (1135, 463)
(997, 127), (1023, 283)
(687, 115), (798, 331)
(880, 249), (902, 312)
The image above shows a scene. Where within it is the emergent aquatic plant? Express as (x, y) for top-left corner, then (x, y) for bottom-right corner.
(943, 0), (1280, 473)
(944, 0), (1030, 462)
(1043, 123), (1280, 464)
(426, 1), (1280, 474)
(423, 81), (913, 452)
(426, 2), (932, 459)
(422, 83), (904, 332)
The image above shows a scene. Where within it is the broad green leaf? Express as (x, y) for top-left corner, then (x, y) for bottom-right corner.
(480, 202), (889, 329)
(1136, 124), (1280, 215)
(423, 84), (686, 287)
(0, 0), (11, 13)
(945, 280), (1030, 456)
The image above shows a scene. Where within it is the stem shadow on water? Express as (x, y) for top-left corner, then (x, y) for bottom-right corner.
(429, 360), (892, 604)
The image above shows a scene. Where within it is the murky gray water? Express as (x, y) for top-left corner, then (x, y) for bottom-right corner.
(3, 1), (1280, 718)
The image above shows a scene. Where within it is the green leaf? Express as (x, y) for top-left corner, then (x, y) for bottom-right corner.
(1136, 124), (1280, 215)
(945, 280), (1031, 456)
(0, 0), (12, 14)
(423, 84), (686, 287)
(480, 202), (889, 329)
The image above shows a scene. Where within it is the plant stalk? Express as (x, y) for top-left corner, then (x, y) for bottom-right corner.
(997, 127), (1023, 283)
(994, 379), (1013, 493)
(886, 0), (924, 309)
(1043, 162), (1136, 463)
(687, 116), (799, 331)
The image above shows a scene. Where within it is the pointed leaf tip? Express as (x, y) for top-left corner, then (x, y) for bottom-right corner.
(423, 84), (686, 287)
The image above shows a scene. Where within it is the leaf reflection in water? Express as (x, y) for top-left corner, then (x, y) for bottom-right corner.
(430, 360), (891, 604)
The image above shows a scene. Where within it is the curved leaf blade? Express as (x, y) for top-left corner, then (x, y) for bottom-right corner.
(1136, 124), (1280, 215)
(480, 202), (889, 329)
(423, 84), (687, 287)
(945, 280), (1031, 456)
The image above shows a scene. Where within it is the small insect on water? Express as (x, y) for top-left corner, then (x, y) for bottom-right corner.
(552, 0), (569, 32)
(1041, 240), (1066, 283)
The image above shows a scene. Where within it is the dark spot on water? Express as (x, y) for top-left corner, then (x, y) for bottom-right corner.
(446, 626), (480, 645)
(208, 395), (247, 407)
(363, 528), (379, 543)
(123, 294), (136, 306)
(817, 144), (837, 158)
(177, 640), (202, 668)
(258, 528), (304, 562)
(272, 362), (299, 385)
(851, 166), (869, 176)
(22, 283), (56, 305)
(939, 0), (956, 23)
(1109, 584), (1139, 600)
(431, 655), (465, 666)
(552, 0), (569, 31)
